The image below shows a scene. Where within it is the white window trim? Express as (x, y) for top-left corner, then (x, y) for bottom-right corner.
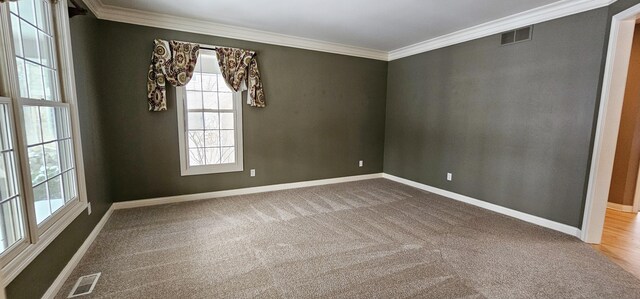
(0, 0), (88, 286)
(176, 50), (244, 176)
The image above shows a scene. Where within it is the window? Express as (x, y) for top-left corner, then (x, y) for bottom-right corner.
(177, 49), (243, 176)
(0, 0), (86, 281)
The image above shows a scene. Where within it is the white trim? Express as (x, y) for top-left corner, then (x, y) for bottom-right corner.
(388, 0), (616, 60)
(112, 173), (383, 209)
(176, 49), (244, 176)
(82, 0), (615, 61)
(1, 201), (86, 286)
(581, 3), (640, 244)
(41, 206), (112, 299)
(81, 0), (388, 61)
(382, 173), (582, 238)
(607, 202), (634, 212)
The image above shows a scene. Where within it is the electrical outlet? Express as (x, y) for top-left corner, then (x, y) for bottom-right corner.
(87, 202), (92, 215)
(447, 173), (453, 181)
(250, 169), (256, 177)
(359, 160), (364, 167)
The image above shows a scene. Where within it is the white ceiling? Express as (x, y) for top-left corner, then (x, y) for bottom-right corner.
(100, 0), (563, 51)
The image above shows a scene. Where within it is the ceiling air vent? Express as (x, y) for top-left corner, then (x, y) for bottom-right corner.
(68, 273), (101, 298)
(501, 26), (533, 45)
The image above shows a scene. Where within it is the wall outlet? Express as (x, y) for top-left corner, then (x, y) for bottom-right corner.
(359, 160), (364, 167)
(250, 169), (256, 177)
(446, 173), (453, 181)
(87, 202), (92, 215)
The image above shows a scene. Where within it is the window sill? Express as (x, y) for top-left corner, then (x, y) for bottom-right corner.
(1, 200), (87, 286)
(181, 164), (244, 176)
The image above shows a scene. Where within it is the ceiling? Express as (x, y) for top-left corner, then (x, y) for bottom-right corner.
(89, 0), (614, 60)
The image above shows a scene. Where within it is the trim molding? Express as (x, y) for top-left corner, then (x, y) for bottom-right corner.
(112, 173), (384, 210)
(81, 0), (388, 61)
(388, 0), (616, 60)
(82, 0), (615, 61)
(607, 202), (634, 212)
(382, 173), (582, 238)
(42, 206), (114, 299)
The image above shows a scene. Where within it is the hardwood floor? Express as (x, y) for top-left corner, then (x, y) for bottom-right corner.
(592, 208), (640, 278)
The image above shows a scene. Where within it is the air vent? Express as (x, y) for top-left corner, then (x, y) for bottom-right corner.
(68, 273), (101, 298)
(501, 26), (533, 45)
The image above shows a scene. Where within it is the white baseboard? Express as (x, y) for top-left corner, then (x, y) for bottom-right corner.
(607, 202), (635, 212)
(112, 173), (384, 210)
(382, 173), (582, 238)
(42, 206), (114, 299)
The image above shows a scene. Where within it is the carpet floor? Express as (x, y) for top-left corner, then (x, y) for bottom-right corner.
(56, 179), (640, 298)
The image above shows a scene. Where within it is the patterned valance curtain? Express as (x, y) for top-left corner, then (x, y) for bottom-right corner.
(215, 47), (266, 108)
(147, 39), (200, 111)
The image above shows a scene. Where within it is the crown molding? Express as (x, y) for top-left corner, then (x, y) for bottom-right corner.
(82, 0), (616, 62)
(81, 0), (388, 61)
(388, 0), (616, 60)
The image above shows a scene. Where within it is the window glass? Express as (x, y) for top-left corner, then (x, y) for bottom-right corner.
(183, 51), (241, 168)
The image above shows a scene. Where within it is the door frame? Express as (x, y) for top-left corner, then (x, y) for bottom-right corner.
(582, 3), (640, 243)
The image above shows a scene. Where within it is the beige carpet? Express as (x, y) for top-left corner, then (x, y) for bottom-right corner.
(56, 179), (640, 298)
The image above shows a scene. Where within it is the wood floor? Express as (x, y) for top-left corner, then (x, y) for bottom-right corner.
(592, 208), (640, 278)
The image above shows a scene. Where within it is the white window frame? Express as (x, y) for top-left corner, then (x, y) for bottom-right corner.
(0, 0), (88, 286)
(176, 48), (244, 176)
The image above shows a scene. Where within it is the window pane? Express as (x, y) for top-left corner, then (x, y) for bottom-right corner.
(218, 92), (233, 110)
(35, 0), (50, 34)
(0, 197), (25, 253)
(200, 54), (220, 74)
(220, 113), (234, 129)
(217, 76), (231, 92)
(188, 113), (203, 130)
(188, 148), (205, 166)
(0, 105), (13, 151)
(204, 130), (219, 147)
(186, 91), (203, 110)
(17, 0), (37, 25)
(33, 182), (48, 224)
(186, 73), (201, 91)
(10, 15), (23, 58)
(221, 147), (235, 164)
(220, 130), (235, 146)
(203, 92), (218, 109)
(20, 20), (40, 63)
(59, 139), (73, 171)
(44, 142), (59, 178)
(23, 106), (42, 145)
(43, 68), (58, 101)
(15, 59), (28, 97)
(40, 106), (57, 142)
(62, 170), (76, 202)
(205, 148), (220, 164)
(9, 1), (18, 13)
(187, 131), (204, 149)
(202, 74), (217, 91)
(38, 31), (52, 67)
(0, 103), (23, 254)
(28, 145), (45, 185)
(25, 61), (44, 100)
(56, 107), (71, 138)
(48, 175), (63, 212)
(4, 153), (18, 199)
(204, 112), (219, 130)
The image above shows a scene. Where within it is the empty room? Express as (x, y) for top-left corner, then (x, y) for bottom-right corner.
(3, 0), (640, 298)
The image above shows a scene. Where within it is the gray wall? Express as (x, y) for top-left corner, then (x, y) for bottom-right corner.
(6, 14), (113, 299)
(95, 21), (388, 202)
(384, 8), (609, 227)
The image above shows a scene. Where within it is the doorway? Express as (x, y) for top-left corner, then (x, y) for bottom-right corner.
(583, 3), (640, 244)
